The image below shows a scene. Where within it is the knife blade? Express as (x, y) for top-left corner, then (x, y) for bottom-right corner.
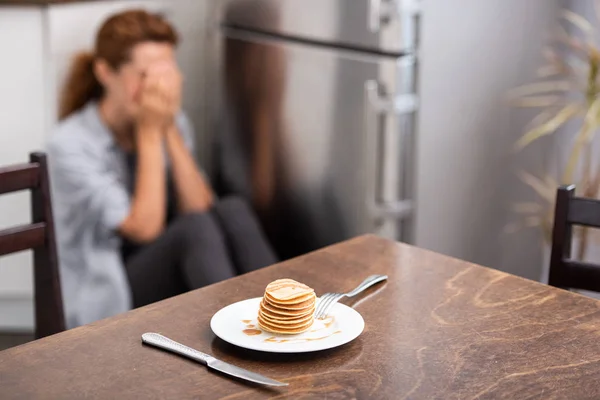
(141, 332), (288, 387)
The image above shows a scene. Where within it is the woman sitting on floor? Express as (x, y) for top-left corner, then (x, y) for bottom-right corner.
(47, 10), (277, 328)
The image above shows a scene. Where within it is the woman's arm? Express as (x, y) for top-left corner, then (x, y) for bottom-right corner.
(165, 124), (214, 213)
(118, 125), (166, 243)
(161, 62), (213, 213)
(118, 65), (174, 243)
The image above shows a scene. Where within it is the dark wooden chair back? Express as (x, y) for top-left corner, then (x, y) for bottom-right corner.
(549, 185), (600, 292)
(0, 153), (65, 339)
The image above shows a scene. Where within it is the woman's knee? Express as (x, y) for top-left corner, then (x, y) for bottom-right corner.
(170, 212), (222, 242)
(215, 196), (258, 225)
(214, 196), (254, 218)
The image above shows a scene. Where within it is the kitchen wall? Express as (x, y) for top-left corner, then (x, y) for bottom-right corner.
(415, 0), (561, 279)
(0, 9), (47, 331)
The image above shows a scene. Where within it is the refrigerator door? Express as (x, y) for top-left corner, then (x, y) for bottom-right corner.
(220, 0), (419, 55)
(216, 30), (417, 259)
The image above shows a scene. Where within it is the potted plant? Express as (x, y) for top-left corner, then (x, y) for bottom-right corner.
(510, 9), (600, 266)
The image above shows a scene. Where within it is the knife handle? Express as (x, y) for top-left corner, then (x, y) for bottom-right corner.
(142, 333), (213, 365)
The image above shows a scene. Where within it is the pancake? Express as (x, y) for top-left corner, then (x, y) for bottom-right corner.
(258, 315), (313, 334)
(264, 291), (315, 305)
(264, 293), (316, 310)
(257, 315), (313, 331)
(258, 279), (317, 335)
(260, 301), (315, 318)
(259, 310), (313, 325)
(264, 279), (315, 302)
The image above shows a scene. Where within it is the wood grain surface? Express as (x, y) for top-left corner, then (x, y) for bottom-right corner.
(1, 235), (600, 399)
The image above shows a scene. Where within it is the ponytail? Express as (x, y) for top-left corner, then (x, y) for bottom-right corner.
(58, 52), (102, 120)
(59, 11), (178, 120)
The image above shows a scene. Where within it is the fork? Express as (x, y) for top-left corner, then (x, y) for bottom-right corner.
(315, 274), (388, 319)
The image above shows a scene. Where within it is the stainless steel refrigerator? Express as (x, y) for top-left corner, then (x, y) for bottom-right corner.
(211, 0), (420, 260)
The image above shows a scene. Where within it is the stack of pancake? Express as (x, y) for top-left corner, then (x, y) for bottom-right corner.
(258, 279), (316, 334)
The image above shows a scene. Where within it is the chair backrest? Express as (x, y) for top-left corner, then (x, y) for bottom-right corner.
(549, 185), (600, 292)
(0, 152), (65, 339)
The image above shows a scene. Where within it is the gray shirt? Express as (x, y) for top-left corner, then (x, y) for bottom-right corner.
(47, 102), (195, 328)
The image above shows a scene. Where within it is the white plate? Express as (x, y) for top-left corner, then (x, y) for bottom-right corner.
(210, 297), (364, 353)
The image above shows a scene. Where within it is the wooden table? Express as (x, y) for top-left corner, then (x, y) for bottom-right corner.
(2, 235), (600, 399)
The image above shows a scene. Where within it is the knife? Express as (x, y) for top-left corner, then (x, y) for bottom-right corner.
(141, 333), (288, 387)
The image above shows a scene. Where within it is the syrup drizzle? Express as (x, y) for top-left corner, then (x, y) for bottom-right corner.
(241, 316), (341, 343)
(264, 331), (341, 344)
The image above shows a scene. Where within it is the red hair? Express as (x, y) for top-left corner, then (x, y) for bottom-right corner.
(59, 10), (178, 120)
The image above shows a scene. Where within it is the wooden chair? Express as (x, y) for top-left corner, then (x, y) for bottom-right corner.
(549, 185), (600, 292)
(0, 153), (65, 339)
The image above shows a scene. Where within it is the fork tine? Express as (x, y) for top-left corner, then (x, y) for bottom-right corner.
(320, 294), (344, 319)
(317, 293), (341, 319)
(316, 295), (331, 319)
(315, 293), (335, 318)
(314, 293), (333, 317)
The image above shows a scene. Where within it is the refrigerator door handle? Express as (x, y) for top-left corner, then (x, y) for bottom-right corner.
(364, 80), (417, 222)
(368, 0), (383, 32)
(369, 0), (422, 33)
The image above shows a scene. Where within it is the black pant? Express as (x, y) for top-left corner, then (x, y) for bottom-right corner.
(124, 197), (277, 307)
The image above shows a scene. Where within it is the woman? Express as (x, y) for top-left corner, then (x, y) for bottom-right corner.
(47, 10), (277, 329)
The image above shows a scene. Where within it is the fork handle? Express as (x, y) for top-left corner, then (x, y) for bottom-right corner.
(346, 275), (388, 298)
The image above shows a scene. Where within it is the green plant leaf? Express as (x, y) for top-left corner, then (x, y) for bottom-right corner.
(543, 174), (559, 192)
(542, 47), (562, 65)
(518, 171), (556, 204)
(562, 97), (600, 183)
(515, 104), (581, 150)
(511, 202), (543, 214)
(527, 109), (553, 129)
(511, 96), (564, 108)
(589, 168), (600, 197)
(562, 10), (595, 34)
(588, 227), (600, 245)
(508, 80), (572, 98)
(537, 65), (562, 78)
(542, 216), (554, 244)
(524, 216), (542, 227)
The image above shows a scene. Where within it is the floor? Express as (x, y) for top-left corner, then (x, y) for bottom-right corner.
(0, 333), (33, 351)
